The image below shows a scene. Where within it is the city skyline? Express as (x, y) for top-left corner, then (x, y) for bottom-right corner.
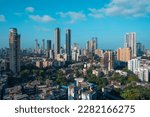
(0, 0), (150, 49)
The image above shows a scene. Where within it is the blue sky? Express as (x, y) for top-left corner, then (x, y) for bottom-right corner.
(0, 0), (150, 50)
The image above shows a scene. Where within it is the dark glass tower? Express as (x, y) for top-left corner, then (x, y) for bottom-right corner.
(54, 28), (60, 58)
(66, 29), (71, 62)
(47, 40), (51, 50)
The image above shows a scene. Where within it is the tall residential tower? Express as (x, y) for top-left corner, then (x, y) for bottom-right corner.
(9, 28), (21, 74)
(66, 29), (71, 62)
(86, 37), (98, 53)
(124, 32), (136, 58)
(54, 28), (60, 58)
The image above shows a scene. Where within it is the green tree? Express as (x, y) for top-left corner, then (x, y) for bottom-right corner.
(39, 70), (44, 77)
(127, 74), (140, 83)
(20, 69), (30, 78)
(32, 69), (38, 75)
(56, 70), (67, 85)
(87, 69), (92, 77)
(110, 73), (127, 85)
(121, 85), (150, 100)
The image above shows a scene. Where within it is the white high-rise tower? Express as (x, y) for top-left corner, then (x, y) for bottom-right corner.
(124, 32), (136, 58)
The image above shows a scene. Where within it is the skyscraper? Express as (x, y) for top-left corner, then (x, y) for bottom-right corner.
(124, 32), (136, 58)
(66, 29), (71, 62)
(117, 48), (131, 62)
(46, 40), (52, 58)
(35, 39), (38, 53)
(9, 28), (21, 74)
(42, 39), (45, 52)
(103, 50), (114, 71)
(54, 28), (60, 58)
(86, 41), (90, 50)
(47, 40), (51, 50)
(136, 43), (144, 57)
(86, 38), (98, 53)
(93, 37), (98, 50)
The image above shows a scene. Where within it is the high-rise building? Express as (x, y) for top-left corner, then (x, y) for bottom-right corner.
(72, 43), (80, 61)
(49, 49), (54, 59)
(54, 28), (60, 58)
(66, 29), (71, 62)
(46, 40), (52, 58)
(128, 57), (140, 74)
(38, 43), (40, 53)
(35, 39), (38, 53)
(95, 49), (103, 57)
(9, 28), (21, 74)
(138, 68), (150, 82)
(93, 37), (98, 50)
(86, 38), (98, 53)
(128, 58), (150, 82)
(117, 48), (131, 62)
(47, 40), (51, 50)
(103, 50), (114, 71)
(136, 43), (144, 57)
(42, 39), (45, 51)
(124, 32), (136, 58)
(86, 41), (90, 50)
(146, 50), (150, 57)
(59, 47), (64, 55)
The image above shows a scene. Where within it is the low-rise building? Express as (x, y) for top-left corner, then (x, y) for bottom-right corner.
(36, 60), (43, 68)
(68, 78), (97, 100)
(115, 70), (127, 77)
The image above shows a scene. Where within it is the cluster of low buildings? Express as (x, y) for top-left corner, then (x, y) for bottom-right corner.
(36, 58), (66, 68)
(0, 75), (8, 99)
(3, 85), (28, 100)
(1, 75), (102, 100)
(68, 78), (97, 100)
(2, 79), (68, 100)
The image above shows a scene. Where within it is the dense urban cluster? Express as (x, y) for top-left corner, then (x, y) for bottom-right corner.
(0, 28), (150, 100)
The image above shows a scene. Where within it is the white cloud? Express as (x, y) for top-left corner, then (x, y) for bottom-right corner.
(34, 26), (50, 32)
(25, 7), (35, 13)
(88, 8), (103, 18)
(88, 0), (150, 18)
(29, 15), (55, 23)
(0, 15), (6, 22)
(57, 11), (86, 23)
